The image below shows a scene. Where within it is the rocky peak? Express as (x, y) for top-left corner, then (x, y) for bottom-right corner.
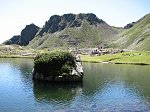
(3, 13), (106, 46)
(19, 24), (39, 46)
(39, 13), (105, 36)
(124, 22), (135, 29)
(62, 13), (76, 22)
(4, 23), (39, 46)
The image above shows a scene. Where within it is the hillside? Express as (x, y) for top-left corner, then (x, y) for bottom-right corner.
(28, 13), (123, 49)
(110, 13), (150, 51)
(28, 22), (122, 49)
(3, 13), (123, 49)
(3, 13), (150, 51)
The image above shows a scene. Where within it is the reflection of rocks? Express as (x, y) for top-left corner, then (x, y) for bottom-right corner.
(33, 80), (83, 101)
(33, 73), (83, 82)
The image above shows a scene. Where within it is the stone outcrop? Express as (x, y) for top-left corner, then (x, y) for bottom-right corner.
(3, 13), (106, 46)
(124, 22), (135, 29)
(38, 13), (105, 36)
(3, 35), (21, 45)
(33, 62), (83, 82)
(4, 24), (39, 46)
(32, 52), (83, 82)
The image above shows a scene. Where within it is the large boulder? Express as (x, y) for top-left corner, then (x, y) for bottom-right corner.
(32, 52), (83, 82)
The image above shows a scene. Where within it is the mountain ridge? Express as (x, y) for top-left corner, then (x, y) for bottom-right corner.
(3, 13), (150, 51)
(110, 13), (150, 50)
(3, 24), (39, 46)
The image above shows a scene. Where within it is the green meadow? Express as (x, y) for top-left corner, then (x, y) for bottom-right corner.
(81, 51), (150, 65)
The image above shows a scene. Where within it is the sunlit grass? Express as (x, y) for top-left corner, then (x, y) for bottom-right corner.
(81, 51), (150, 65)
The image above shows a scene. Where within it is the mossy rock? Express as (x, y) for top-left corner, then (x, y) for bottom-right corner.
(33, 51), (83, 82)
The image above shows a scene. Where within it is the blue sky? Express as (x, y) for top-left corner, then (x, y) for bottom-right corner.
(0, 0), (150, 43)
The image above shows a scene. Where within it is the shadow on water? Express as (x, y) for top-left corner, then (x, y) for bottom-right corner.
(33, 80), (83, 102)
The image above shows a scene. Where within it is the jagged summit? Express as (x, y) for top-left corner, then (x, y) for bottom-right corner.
(4, 23), (39, 46)
(3, 13), (107, 47)
(3, 13), (150, 50)
(38, 13), (105, 36)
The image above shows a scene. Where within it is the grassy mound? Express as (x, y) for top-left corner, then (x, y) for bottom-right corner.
(34, 51), (76, 76)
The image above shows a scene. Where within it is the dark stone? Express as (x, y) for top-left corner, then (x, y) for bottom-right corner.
(38, 13), (105, 36)
(19, 24), (39, 46)
(3, 13), (106, 46)
(3, 24), (39, 46)
(62, 13), (76, 22)
(124, 22), (135, 29)
(4, 35), (20, 45)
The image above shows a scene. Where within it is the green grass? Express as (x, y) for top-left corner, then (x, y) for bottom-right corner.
(1, 43), (150, 65)
(27, 20), (121, 49)
(81, 51), (150, 65)
(112, 13), (150, 50)
(34, 51), (75, 76)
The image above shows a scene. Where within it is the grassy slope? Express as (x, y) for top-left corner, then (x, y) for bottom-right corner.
(111, 13), (150, 51)
(27, 13), (150, 51)
(81, 51), (150, 65)
(27, 21), (122, 49)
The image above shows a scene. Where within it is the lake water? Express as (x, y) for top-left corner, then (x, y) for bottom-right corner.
(0, 58), (150, 112)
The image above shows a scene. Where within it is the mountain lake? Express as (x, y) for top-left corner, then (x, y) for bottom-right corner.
(0, 58), (150, 112)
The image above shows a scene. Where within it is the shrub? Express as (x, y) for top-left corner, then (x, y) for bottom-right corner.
(61, 64), (71, 74)
(34, 51), (75, 76)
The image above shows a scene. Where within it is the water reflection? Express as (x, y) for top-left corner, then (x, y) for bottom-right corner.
(0, 58), (35, 112)
(2, 58), (34, 88)
(33, 81), (83, 110)
(1, 58), (150, 111)
(33, 81), (83, 101)
(82, 63), (150, 111)
(83, 63), (150, 99)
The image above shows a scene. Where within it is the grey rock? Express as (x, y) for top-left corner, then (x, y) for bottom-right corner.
(124, 22), (135, 29)
(3, 35), (20, 45)
(4, 24), (39, 46)
(38, 13), (105, 36)
(3, 13), (105, 46)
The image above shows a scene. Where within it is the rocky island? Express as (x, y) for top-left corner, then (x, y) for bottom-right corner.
(32, 51), (83, 82)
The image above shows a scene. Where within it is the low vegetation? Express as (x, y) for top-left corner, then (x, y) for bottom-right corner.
(34, 51), (76, 76)
(2, 13), (150, 51)
(81, 51), (150, 65)
(0, 44), (150, 65)
(111, 13), (150, 50)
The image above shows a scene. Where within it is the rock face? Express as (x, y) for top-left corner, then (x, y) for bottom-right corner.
(4, 24), (39, 46)
(3, 35), (21, 45)
(32, 52), (83, 82)
(124, 22), (135, 29)
(38, 13), (105, 36)
(3, 13), (106, 46)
